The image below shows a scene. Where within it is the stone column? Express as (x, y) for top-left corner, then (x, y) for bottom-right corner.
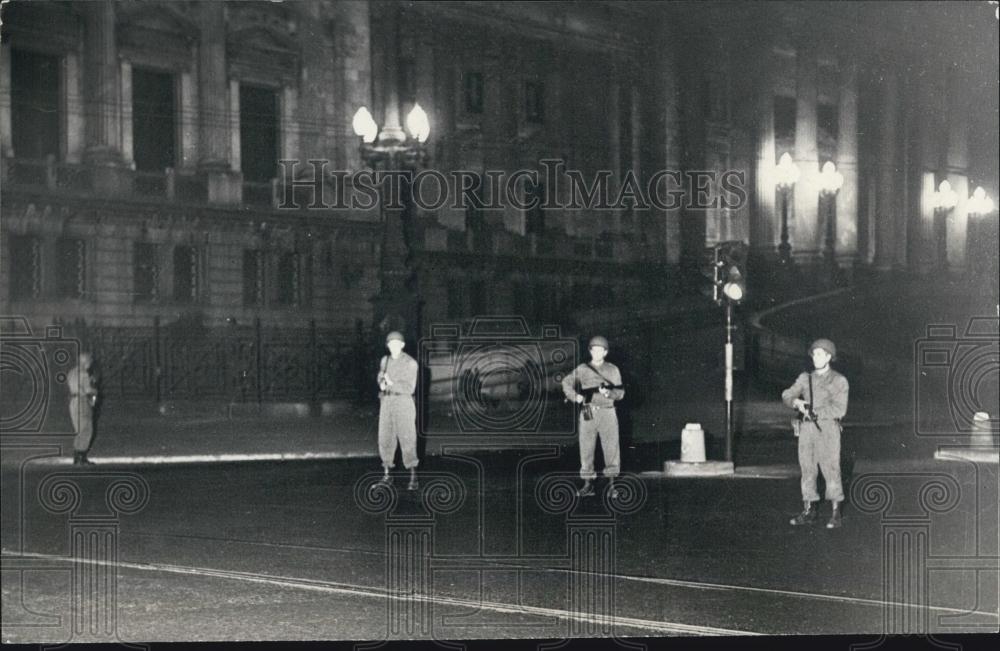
(894, 71), (912, 269)
(228, 79), (241, 174)
(607, 73), (622, 234)
(752, 48), (777, 259)
(793, 44), (818, 261)
(83, 1), (126, 183)
(658, 25), (682, 264)
(198, 1), (239, 204)
(280, 86), (299, 178)
(64, 52), (85, 164)
(120, 61), (133, 168)
(835, 55), (859, 269)
(0, 43), (12, 159)
(376, 6), (404, 146)
(873, 63), (898, 272)
(179, 70), (199, 169)
(630, 82), (643, 237)
(331, 1), (371, 174)
(945, 72), (970, 273)
(197, 1), (230, 170)
(413, 31), (434, 125)
(914, 67), (941, 275)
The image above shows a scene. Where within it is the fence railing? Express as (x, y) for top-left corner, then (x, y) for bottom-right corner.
(85, 318), (368, 404)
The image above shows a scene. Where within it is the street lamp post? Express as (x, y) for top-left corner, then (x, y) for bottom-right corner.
(775, 152), (801, 265)
(352, 102), (431, 344)
(818, 161), (845, 285)
(931, 179), (958, 270)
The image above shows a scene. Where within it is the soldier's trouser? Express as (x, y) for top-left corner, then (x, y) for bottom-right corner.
(378, 395), (419, 470)
(797, 420), (843, 502)
(579, 407), (620, 480)
(69, 396), (94, 453)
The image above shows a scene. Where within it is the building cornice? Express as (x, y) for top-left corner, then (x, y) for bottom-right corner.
(397, 0), (649, 54)
(1, 188), (383, 237)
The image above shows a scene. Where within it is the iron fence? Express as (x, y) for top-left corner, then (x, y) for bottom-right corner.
(85, 318), (368, 404)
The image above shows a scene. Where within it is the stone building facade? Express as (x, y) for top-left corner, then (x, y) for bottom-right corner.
(1, 1), (995, 401)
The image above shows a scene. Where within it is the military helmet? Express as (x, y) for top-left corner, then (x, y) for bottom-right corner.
(386, 331), (405, 344)
(588, 335), (609, 350)
(809, 338), (837, 360)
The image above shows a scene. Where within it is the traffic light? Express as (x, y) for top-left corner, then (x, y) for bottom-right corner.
(714, 241), (748, 305)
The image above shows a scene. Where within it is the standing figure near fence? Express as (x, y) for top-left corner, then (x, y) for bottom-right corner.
(561, 336), (625, 498)
(377, 331), (420, 490)
(782, 338), (850, 529)
(67, 351), (99, 465)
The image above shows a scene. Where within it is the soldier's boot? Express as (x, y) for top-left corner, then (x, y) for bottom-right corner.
(407, 469), (419, 491)
(607, 478), (620, 500)
(377, 470), (392, 487)
(73, 452), (83, 466)
(576, 480), (595, 497)
(826, 501), (843, 529)
(789, 501), (818, 526)
(80, 451), (93, 465)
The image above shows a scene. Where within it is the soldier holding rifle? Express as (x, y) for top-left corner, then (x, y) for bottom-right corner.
(561, 336), (625, 498)
(782, 338), (849, 529)
(376, 331), (420, 490)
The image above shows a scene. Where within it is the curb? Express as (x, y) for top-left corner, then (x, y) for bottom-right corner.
(933, 447), (1000, 464)
(13, 450), (378, 467)
(640, 463), (798, 480)
(663, 460), (734, 477)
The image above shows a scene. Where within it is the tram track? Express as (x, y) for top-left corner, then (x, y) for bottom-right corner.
(119, 528), (997, 620)
(2, 549), (755, 637)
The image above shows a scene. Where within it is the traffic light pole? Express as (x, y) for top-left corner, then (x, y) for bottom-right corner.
(724, 300), (734, 462)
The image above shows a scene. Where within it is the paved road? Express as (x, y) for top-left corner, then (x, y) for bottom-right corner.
(3, 444), (996, 643)
(3, 277), (996, 644)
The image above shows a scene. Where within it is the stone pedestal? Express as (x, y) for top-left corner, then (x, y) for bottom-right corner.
(663, 460), (734, 477)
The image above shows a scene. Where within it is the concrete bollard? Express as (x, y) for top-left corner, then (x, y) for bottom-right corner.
(971, 412), (994, 447)
(680, 423), (707, 463)
(934, 411), (999, 463)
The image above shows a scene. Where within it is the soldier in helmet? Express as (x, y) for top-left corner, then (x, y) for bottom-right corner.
(782, 338), (850, 529)
(376, 331), (420, 490)
(67, 351), (99, 465)
(561, 335), (625, 498)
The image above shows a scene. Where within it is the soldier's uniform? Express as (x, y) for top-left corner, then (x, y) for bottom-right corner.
(67, 353), (98, 465)
(782, 338), (849, 528)
(377, 332), (420, 479)
(561, 336), (625, 494)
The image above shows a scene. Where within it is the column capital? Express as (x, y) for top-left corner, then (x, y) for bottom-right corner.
(535, 472), (646, 521)
(353, 471), (466, 521)
(850, 472), (961, 523)
(39, 472), (150, 521)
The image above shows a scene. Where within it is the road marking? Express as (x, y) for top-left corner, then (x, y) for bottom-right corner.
(124, 530), (999, 620)
(619, 573), (1000, 618)
(2, 551), (755, 637)
(16, 451), (376, 466)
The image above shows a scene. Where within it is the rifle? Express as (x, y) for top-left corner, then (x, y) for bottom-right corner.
(577, 382), (626, 403)
(795, 372), (822, 432)
(377, 355), (389, 398)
